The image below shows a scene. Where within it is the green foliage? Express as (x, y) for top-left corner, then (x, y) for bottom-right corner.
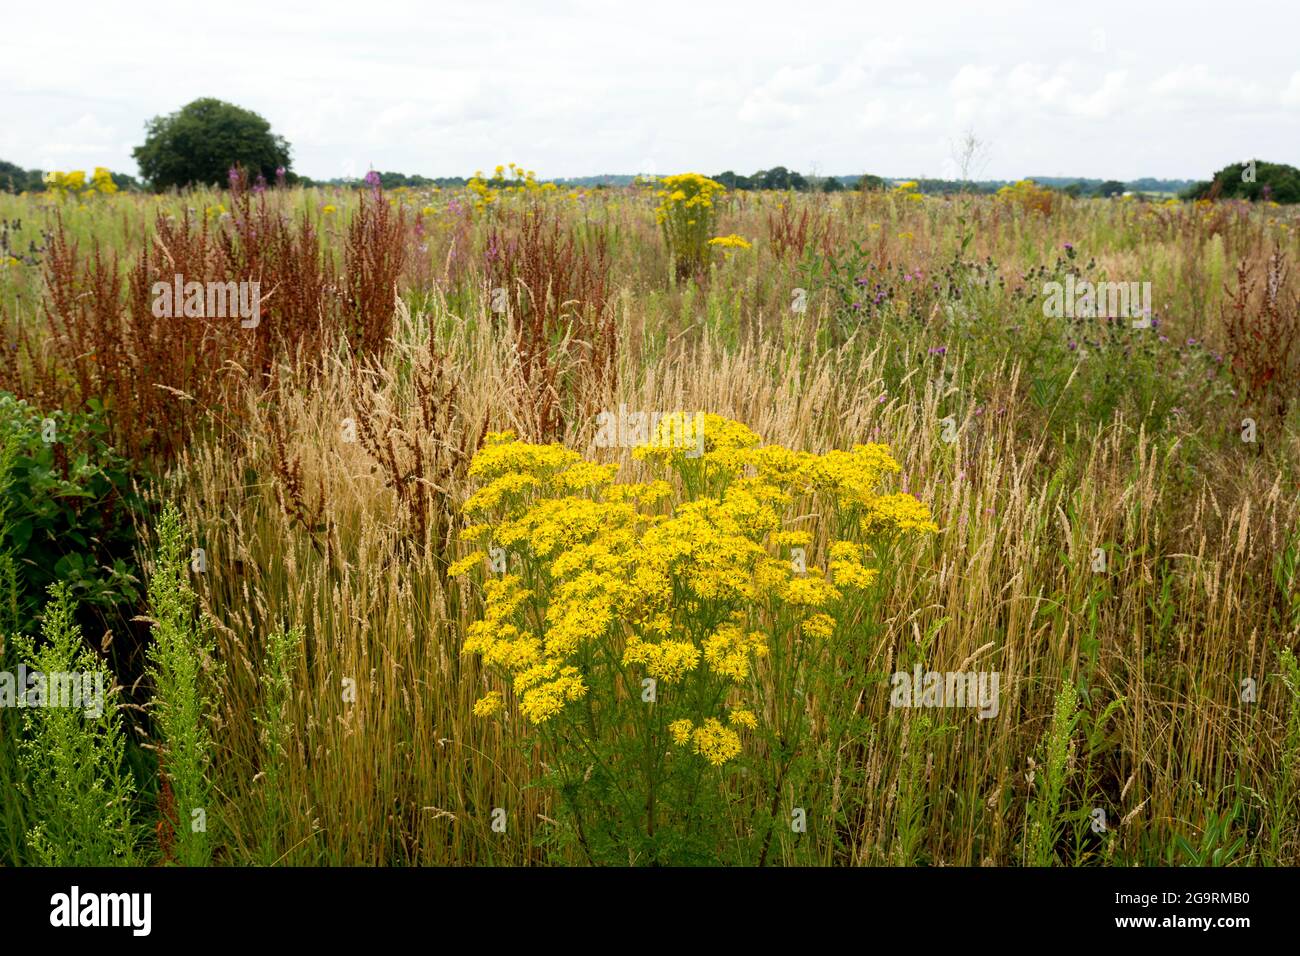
(11, 582), (138, 865)
(714, 167), (812, 191)
(1024, 681), (1080, 866)
(892, 714), (940, 864)
(132, 97), (293, 191)
(0, 429), (25, 863)
(1166, 800), (1247, 866)
(0, 159), (45, 194)
(1182, 160), (1300, 204)
(145, 502), (218, 866)
(1268, 649), (1300, 860)
(254, 623), (301, 866)
(0, 393), (145, 635)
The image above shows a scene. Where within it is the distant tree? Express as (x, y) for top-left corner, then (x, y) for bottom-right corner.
(375, 171), (433, 189)
(1096, 180), (1126, 197)
(1182, 160), (1300, 204)
(714, 170), (753, 190)
(132, 98), (294, 191)
(0, 159), (43, 193)
(820, 177), (843, 193)
(109, 171), (141, 192)
(756, 167), (803, 190)
(856, 174), (888, 192)
(1061, 182), (1084, 198)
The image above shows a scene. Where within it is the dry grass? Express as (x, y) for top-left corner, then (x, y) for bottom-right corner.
(3, 183), (1298, 865)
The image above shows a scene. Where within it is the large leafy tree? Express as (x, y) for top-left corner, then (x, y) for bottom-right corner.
(0, 159), (44, 193)
(1182, 160), (1300, 204)
(132, 98), (293, 191)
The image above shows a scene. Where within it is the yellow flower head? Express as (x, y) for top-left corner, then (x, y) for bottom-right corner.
(692, 718), (742, 766)
(473, 692), (504, 718)
(669, 719), (694, 745)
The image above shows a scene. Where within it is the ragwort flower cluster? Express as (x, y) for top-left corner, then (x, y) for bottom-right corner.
(455, 416), (938, 774)
(653, 173), (726, 277)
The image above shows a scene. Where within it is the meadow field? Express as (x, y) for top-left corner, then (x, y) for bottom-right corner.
(1, 172), (1298, 867)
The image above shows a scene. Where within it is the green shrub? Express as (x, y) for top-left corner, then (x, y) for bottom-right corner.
(12, 582), (139, 865)
(0, 392), (145, 635)
(145, 502), (218, 866)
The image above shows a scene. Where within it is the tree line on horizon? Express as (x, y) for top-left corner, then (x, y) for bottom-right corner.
(2, 97), (1295, 203)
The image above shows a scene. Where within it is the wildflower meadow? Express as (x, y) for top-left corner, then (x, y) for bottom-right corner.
(1, 166), (1298, 872)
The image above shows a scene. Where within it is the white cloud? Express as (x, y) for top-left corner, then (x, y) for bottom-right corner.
(1282, 71), (1300, 108)
(1150, 64), (1268, 107)
(2, 0), (1297, 181)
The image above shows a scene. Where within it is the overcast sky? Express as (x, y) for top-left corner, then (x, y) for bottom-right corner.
(3, 0), (1297, 182)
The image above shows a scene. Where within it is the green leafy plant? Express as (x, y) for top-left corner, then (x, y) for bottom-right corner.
(0, 393), (145, 635)
(12, 582), (138, 865)
(254, 623), (302, 866)
(1024, 681), (1080, 866)
(1167, 800), (1248, 866)
(145, 502), (218, 866)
